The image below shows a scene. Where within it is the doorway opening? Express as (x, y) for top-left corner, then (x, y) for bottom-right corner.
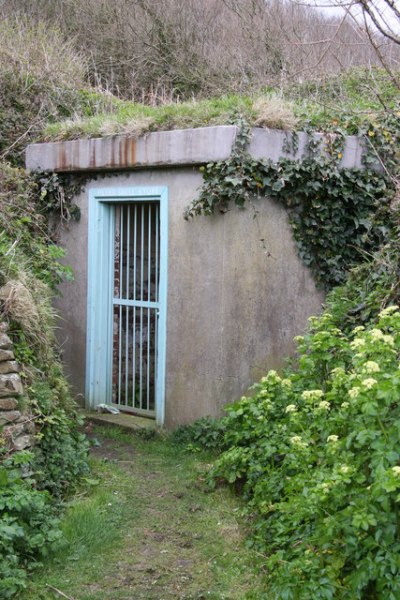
(112, 202), (159, 417)
(86, 187), (168, 426)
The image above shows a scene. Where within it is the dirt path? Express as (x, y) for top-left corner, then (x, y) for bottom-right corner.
(21, 426), (265, 600)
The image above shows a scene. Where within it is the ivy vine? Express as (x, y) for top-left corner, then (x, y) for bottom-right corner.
(34, 171), (82, 221)
(184, 119), (395, 289)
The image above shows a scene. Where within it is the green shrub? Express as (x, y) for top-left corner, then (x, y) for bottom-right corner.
(0, 163), (73, 290)
(29, 381), (89, 498)
(211, 307), (400, 599)
(0, 455), (63, 599)
(0, 163), (89, 596)
(171, 416), (228, 451)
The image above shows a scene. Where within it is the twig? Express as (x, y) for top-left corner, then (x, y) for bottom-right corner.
(45, 584), (76, 600)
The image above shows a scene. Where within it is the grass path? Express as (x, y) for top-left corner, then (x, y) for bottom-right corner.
(21, 425), (266, 600)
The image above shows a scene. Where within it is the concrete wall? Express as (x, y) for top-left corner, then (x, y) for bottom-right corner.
(55, 167), (324, 428)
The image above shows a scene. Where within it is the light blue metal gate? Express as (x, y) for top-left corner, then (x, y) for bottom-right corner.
(86, 187), (168, 425)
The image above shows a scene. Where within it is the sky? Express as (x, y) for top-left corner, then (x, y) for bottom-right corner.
(301, 0), (400, 34)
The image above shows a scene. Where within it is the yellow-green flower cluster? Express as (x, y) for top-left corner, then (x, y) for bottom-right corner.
(317, 401), (330, 411)
(362, 361), (380, 373)
(302, 389), (324, 402)
(350, 338), (366, 350)
(261, 370), (281, 384)
(281, 378), (292, 389)
(290, 436), (308, 448)
(362, 378), (377, 389)
(369, 329), (395, 345)
(379, 305), (399, 317)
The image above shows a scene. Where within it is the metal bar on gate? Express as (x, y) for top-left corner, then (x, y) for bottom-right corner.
(111, 199), (161, 418)
(147, 204), (151, 409)
(139, 205), (144, 409)
(155, 204), (159, 302)
(113, 298), (159, 309)
(132, 205), (137, 407)
(154, 204), (159, 391)
(118, 206), (123, 404)
(113, 206), (120, 404)
(125, 205), (130, 406)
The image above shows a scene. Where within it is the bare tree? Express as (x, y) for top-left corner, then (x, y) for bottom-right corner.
(289, 0), (400, 86)
(1, 0), (397, 98)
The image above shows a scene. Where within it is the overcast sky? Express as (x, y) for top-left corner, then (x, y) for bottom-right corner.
(303, 0), (400, 34)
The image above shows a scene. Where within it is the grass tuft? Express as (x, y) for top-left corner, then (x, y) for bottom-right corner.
(253, 96), (298, 130)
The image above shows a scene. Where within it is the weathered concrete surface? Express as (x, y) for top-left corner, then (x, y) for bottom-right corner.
(83, 411), (157, 431)
(26, 126), (365, 172)
(54, 168), (324, 428)
(26, 126), (237, 172)
(249, 129), (365, 169)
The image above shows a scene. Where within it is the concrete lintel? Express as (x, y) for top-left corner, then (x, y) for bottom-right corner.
(26, 125), (365, 173)
(249, 129), (365, 169)
(25, 126), (237, 173)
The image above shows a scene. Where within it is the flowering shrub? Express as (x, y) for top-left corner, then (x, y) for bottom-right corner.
(211, 306), (400, 599)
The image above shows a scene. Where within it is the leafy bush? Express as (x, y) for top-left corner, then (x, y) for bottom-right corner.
(0, 454), (63, 599)
(171, 416), (228, 451)
(0, 132), (89, 600)
(31, 381), (90, 498)
(0, 163), (72, 290)
(0, 382), (89, 597)
(211, 307), (400, 599)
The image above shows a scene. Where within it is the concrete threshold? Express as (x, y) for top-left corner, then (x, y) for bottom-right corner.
(81, 410), (157, 432)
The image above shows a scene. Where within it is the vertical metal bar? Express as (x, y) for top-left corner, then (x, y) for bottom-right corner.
(155, 203), (159, 302)
(154, 203), (159, 396)
(125, 206), (130, 406)
(147, 204), (151, 410)
(112, 206), (120, 404)
(132, 205), (137, 407)
(139, 204), (144, 409)
(156, 189), (168, 426)
(118, 205), (124, 404)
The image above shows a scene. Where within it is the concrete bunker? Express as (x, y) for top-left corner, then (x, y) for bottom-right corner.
(26, 126), (365, 428)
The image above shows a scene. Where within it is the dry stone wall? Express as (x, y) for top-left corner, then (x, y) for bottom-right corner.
(0, 323), (35, 454)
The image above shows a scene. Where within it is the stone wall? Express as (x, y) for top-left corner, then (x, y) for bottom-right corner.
(0, 323), (35, 453)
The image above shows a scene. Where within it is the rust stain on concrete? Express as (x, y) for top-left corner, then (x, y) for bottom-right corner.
(57, 144), (67, 171)
(89, 141), (96, 169)
(121, 137), (137, 167)
(72, 142), (80, 170)
(109, 138), (116, 168)
(53, 137), (137, 171)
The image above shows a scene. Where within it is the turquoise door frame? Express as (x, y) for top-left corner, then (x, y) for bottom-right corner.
(86, 186), (168, 426)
